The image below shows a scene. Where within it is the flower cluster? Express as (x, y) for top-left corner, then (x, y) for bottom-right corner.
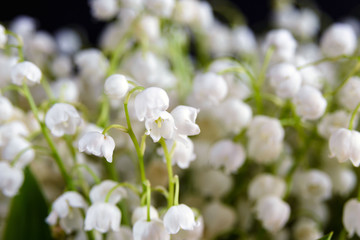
(1, 0), (360, 240)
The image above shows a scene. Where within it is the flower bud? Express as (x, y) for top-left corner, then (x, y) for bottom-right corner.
(90, 0), (118, 20)
(338, 76), (360, 111)
(133, 219), (170, 240)
(248, 174), (286, 201)
(293, 85), (327, 120)
(131, 206), (159, 225)
(104, 74), (129, 99)
(268, 63), (302, 98)
(263, 29), (297, 62)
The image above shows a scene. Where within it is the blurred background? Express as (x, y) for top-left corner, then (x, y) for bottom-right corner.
(0, 0), (360, 45)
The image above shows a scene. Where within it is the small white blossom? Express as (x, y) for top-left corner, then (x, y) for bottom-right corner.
(51, 78), (79, 103)
(318, 110), (352, 139)
(192, 72), (228, 108)
(11, 61), (42, 86)
(343, 198), (360, 237)
(171, 105), (200, 136)
(104, 74), (129, 99)
(78, 131), (115, 163)
(46, 191), (87, 233)
(55, 29), (82, 55)
(145, 111), (176, 142)
(339, 76), (360, 111)
(0, 162), (24, 197)
(293, 85), (327, 120)
(51, 55), (72, 78)
(328, 168), (356, 196)
(0, 121), (29, 146)
(89, 180), (127, 204)
(145, 0), (175, 17)
(293, 218), (322, 240)
(90, 0), (119, 20)
(172, 216), (204, 240)
(329, 128), (360, 167)
(255, 196), (290, 233)
(45, 103), (82, 137)
(267, 63), (302, 98)
(248, 174), (286, 201)
(231, 26), (257, 56)
(0, 24), (7, 48)
(247, 116), (284, 163)
(163, 204), (197, 234)
(2, 137), (34, 169)
(320, 23), (357, 57)
(209, 140), (246, 174)
(194, 169), (233, 198)
(297, 170), (332, 202)
(131, 206), (159, 224)
(159, 137), (196, 169)
(84, 202), (121, 233)
(263, 29), (297, 62)
(0, 96), (13, 123)
(216, 98), (252, 133)
(134, 87), (169, 121)
(133, 219), (170, 240)
(134, 15), (160, 42)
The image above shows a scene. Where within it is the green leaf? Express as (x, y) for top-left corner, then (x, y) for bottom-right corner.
(3, 167), (53, 240)
(317, 232), (333, 240)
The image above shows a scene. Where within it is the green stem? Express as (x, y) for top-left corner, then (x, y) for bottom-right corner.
(174, 175), (179, 206)
(159, 138), (174, 208)
(146, 180), (151, 222)
(11, 145), (49, 167)
(6, 30), (24, 61)
(328, 60), (360, 97)
(152, 186), (169, 199)
(102, 124), (128, 135)
(22, 83), (75, 190)
(105, 182), (141, 202)
(349, 102), (360, 130)
(96, 95), (110, 128)
(297, 55), (357, 70)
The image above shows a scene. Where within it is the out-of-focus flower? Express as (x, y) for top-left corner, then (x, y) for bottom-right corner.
(11, 61), (42, 86)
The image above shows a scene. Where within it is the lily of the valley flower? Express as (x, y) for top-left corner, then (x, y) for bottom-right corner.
(45, 103), (82, 137)
(46, 191), (87, 233)
(89, 180), (127, 204)
(131, 205), (159, 225)
(2, 137), (34, 169)
(163, 204), (197, 234)
(11, 61), (42, 86)
(78, 131), (115, 163)
(171, 105), (200, 136)
(0, 162), (24, 197)
(145, 111), (176, 142)
(134, 87), (169, 122)
(133, 219), (170, 240)
(84, 202), (121, 233)
(343, 198), (360, 237)
(104, 74), (129, 99)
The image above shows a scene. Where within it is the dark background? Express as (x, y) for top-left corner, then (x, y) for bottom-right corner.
(0, 0), (359, 45)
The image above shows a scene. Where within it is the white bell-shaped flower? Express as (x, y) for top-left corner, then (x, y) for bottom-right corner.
(267, 63), (302, 98)
(263, 29), (297, 62)
(46, 191), (87, 233)
(0, 24), (7, 48)
(339, 76), (360, 111)
(84, 202), (121, 233)
(328, 167), (356, 196)
(74, 49), (108, 82)
(163, 204), (197, 234)
(231, 26), (257, 56)
(51, 78), (79, 103)
(11, 61), (42, 86)
(133, 219), (170, 240)
(343, 198), (360, 237)
(293, 218), (322, 240)
(104, 74), (129, 99)
(293, 85), (327, 120)
(45, 103), (82, 137)
(192, 72), (228, 108)
(90, 0), (119, 20)
(55, 29), (81, 55)
(159, 137), (196, 169)
(0, 96), (14, 123)
(2, 137), (34, 169)
(320, 23), (357, 57)
(171, 105), (200, 136)
(134, 87), (169, 122)
(0, 162), (24, 197)
(89, 180), (127, 204)
(0, 121), (29, 146)
(145, 0), (175, 18)
(216, 98), (252, 133)
(131, 205), (159, 225)
(78, 131), (115, 163)
(248, 174), (286, 201)
(247, 116), (284, 163)
(297, 170), (332, 202)
(209, 140), (246, 174)
(145, 111), (176, 142)
(134, 15), (160, 42)
(172, 216), (204, 240)
(255, 196), (290, 233)
(329, 128), (360, 167)
(318, 110), (352, 139)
